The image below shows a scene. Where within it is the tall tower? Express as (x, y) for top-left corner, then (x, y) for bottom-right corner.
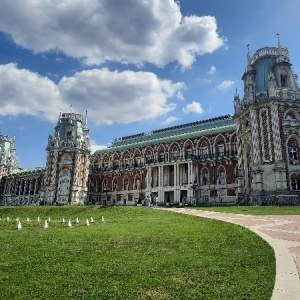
(41, 111), (91, 205)
(0, 134), (18, 180)
(234, 36), (300, 200)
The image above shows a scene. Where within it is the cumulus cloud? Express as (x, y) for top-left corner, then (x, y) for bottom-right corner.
(0, 63), (67, 121)
(59, 68), (184, 125)
(183, 102), (204, 114)
(90, 140), (107, 154)
(217, 80), (235, 90)
(207, 66), (216, 74)
(0, 64), (184, 124)
(163, 116), (180, 125)
(0, 0), (225, 69)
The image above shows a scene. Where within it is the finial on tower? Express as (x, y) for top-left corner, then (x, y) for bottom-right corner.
(85, 110), (88, 128)
(70, 104), (73, 113)
(246, 44), (251, 71)
(277, 33), (282, 55)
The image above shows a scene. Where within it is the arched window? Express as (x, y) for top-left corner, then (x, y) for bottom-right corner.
(288, 138), (299, 165)
(123, 177), (129, 190)
(291, 174), (300, 190)
(218, 167), (226, 185)
(199, 141), (209, 158)
(217, 142), (225, 157)
(134, 175), (141, 190)
(112, 178), (118, 191)
(200, 168), (209, 185)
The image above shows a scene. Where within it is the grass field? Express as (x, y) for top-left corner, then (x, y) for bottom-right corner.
(0, 206), (275, 300)
(191, 205), (300, 215)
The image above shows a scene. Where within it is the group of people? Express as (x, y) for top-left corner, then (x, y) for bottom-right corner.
(144, 195), (158, 207)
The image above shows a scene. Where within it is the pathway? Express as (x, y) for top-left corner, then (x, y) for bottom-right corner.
(160, 207), (300, 300)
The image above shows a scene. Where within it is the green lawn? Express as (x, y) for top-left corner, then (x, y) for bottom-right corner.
(0, 206), (275, 300)
(191, 205), (300, 215)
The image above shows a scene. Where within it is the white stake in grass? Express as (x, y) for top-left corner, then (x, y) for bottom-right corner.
(44, 220), (49, 229)
(37, 216), (40, 222)
(85, 218), (90, 226)
(101, 216), (105, 223)
(6, 216), (10, 222)
(26, 217), (30, 222)
(90, 216), (94, 223)
(17, 220), (22, 230)
(76, 217), (79, 224)
(62, 217), (65, 223)
(67, 219), (72, 227)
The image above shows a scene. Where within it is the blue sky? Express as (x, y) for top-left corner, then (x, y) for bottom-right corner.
(0, 0), (300, 169)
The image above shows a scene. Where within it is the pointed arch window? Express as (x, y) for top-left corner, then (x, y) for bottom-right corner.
(202, 172), (209, 185)
(217, 143), (225, 157)
(200, 142), (209, 159)
(218, 169), (226, 185)
(185, 146), (193, 159)
(288, 138), (299, 165)
(170, 146), (179, 161)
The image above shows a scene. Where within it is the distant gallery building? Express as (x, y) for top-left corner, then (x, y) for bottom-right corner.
(1, 40), (300, 206)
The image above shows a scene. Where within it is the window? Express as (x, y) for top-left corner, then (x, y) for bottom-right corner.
(288, 145), (298, 164)
(218, 170), (226, 185)
(200, 147), (208, 158)
(203, 194), (209, 203)
(171, 147), (179, 160)
(291, 174), (300, 190)
(113, 180), (117, 191)
(159, 153), (165, 162)
(146, 155), (153, 163)
(202, 173), (209, 185)
(218, 144), (225, 157)
(281, 74), (287, 87)
(185, 149), (192, 159)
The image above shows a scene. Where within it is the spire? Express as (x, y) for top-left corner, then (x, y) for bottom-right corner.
(70, 104), (73, 113)
(246, 44), (251, 71)
(85, 110), (88, 128)
(277, 33), (282, 56)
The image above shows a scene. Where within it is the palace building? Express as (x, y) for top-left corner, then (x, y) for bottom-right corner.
(1, 40), (300, 206)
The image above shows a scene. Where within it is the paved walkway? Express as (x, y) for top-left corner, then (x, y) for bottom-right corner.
(160, 207), (300, 300)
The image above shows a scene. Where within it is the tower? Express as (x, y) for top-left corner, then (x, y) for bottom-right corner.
(41, 111), (91, 205)
(234, 36), (300, 200)
(0, 133), (18, 180)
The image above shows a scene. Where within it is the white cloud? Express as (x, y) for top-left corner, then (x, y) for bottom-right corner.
(217, 80), (235, 90)
(0, 64), (184, 124)
(90, 140), (107, 154)
(183, 102), (204, 114)
(0, 63), (67, 122)
(163, 116), (180, 125)
(207, 66), (216, 74)
(0, 0), (225, 69)
(59, 68), (185, 125)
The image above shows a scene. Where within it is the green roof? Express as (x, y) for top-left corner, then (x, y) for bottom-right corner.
(93, 115), (236, 155)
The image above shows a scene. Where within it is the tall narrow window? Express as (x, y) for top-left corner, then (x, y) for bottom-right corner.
(291, 174), (300, 190)
(218, 170), (226, 185)
(289, 146), (298, 164)
(218, 144), (225, 157)
(200, 147), (208, 158)
(202, 173), (209, 185)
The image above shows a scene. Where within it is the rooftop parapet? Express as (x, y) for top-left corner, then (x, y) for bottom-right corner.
(0, 134), (14, 144)
(250, 47), (290, 66)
